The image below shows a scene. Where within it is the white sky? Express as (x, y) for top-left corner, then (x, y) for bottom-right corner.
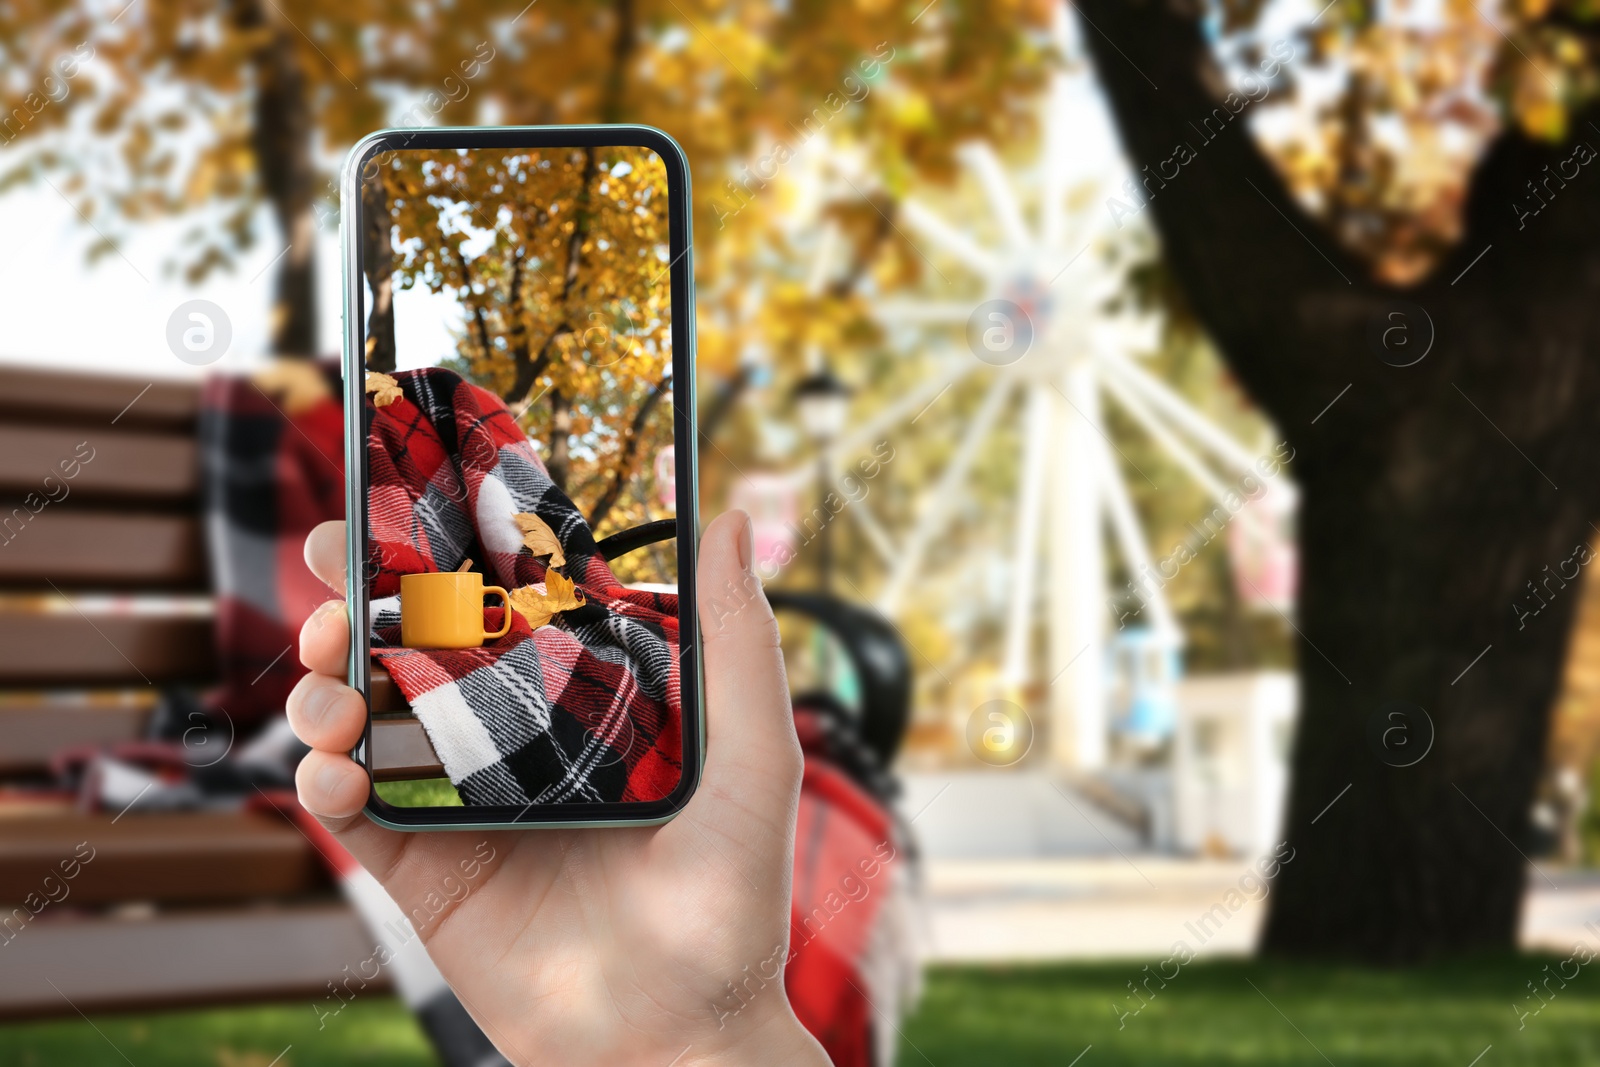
(0, 189), (345, 380)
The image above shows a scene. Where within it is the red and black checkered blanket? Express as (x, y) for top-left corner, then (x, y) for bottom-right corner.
(365, 367), (682, 807)
(784, 709), (922, 1067)
(200, 362), (346, 729)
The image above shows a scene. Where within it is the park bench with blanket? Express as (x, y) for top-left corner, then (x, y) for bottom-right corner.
(0, 364), (377, 1017)
(0, 360), (921, 1067)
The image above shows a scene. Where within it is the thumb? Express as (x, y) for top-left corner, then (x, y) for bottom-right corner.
(691, 510), (802, 831)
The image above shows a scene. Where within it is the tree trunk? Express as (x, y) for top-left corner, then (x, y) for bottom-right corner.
(236, 0), (318, 356)
(602, 0), (635, 124)
(502, 250), (546, 403)
(1271, 415), (1593, 961)
(361, 174), (396, 372)
(547, 388), (572, 492)
(1074, 0), (1600, 960)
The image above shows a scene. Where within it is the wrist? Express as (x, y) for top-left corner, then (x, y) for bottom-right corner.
(686, 1006), (830, 1067)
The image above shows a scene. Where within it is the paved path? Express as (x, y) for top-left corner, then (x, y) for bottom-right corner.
(917, 857), (1600, 962)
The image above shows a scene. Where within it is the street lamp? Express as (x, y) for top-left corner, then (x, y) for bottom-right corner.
(791, 360), (852, 591)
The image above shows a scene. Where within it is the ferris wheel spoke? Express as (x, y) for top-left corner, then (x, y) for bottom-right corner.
(960, 142), (1032, 254)
(1089, 425), (1181, 642)
(898, 198), (1003, 280)
(1042, 3), (1080, 254)
(879, 377), (1014, 615)
(846, 494), (898, 567)
(1001, 389), (1051, 687)
(1049, 0), (1075, 58)
(830, 358), (976, 458)
(771, 359), (975, 497)
(1096, 347), (1294, 499)
(1041, 71), (1072, 251)
(875, 300), (981, 325)
(1099, 368), (1271, 538)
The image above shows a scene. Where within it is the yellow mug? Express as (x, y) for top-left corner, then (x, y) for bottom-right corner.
(400, 571), (513, 649)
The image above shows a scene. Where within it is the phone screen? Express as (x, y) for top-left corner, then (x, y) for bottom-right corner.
(346, 130), (697, 823)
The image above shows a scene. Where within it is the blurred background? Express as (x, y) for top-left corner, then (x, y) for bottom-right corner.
(6, 0), (1600, 1063)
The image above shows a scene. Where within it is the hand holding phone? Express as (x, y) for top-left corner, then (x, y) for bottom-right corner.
(341, 126), (701, 827)
(288, 512), (831, 1067)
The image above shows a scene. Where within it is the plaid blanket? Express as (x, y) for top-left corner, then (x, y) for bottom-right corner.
(200, 362), (346, 727)
(785, 709), (922, 1067)
(365, 367), (681, 807)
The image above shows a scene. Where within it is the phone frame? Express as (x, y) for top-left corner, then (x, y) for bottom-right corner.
(339, 124), (702, 831)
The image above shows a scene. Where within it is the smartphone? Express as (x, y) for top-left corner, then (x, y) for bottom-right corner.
(339, 126), (700, 829)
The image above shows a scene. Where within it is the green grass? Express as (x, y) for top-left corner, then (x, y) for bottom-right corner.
(2, 957), (1596, 1066)
(0, 998), (432, 1067)
(903, 956), (1600, 1066)
(373, 776), (463, 807)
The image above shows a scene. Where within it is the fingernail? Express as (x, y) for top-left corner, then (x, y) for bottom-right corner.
(306, 600), (343, 635)
(735, 511), (754, 574)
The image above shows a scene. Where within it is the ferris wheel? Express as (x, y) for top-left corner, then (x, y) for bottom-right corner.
(767, 10), (1298, 770)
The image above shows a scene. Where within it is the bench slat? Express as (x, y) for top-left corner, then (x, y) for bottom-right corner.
(0, 699), (150, 773)
(0, 811), (325, 907)
(368, 668), (446, 781)
(0, 367), (199, 429)
(0, 612), (215, 685)
(370, 667), (406, 712)
(371, 717), (446, 781)
(0, 425), (196, 504)
(0, 511), (206, 589)
(0, 905), (386, 1019)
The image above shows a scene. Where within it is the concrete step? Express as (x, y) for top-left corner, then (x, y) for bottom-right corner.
(899, 772), (1147, 860)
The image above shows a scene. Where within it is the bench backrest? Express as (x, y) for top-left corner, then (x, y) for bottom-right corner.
(0, 365), (214, 769)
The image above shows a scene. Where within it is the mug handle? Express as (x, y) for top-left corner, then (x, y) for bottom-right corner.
(483, 586), (514, 640)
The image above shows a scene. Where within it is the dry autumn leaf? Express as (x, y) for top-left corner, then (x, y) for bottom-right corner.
(512, 512), (565, 568)
(365, 371), (403, 407)
(508, 570), (586, 631)
(252, 359), (330, 415)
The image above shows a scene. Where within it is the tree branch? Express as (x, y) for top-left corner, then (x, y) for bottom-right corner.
(586, 377), (669, 530)
(1072, 0), (1366, 418)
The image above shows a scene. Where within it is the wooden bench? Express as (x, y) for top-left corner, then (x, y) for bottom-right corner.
(370, 669), (446, 780)
(0, 365), (389, 1019)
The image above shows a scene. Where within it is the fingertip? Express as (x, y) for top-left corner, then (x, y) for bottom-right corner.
(697, 510), (744, 576)
(697, 510), (756, 599)
(295, 748), (372, 827)
(287, 671), (367, 752)
(299, 599), (350, 674)
(305, 520), (348, 594)
(694, 512), (795, 811)
(697, 510), (777, 650)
